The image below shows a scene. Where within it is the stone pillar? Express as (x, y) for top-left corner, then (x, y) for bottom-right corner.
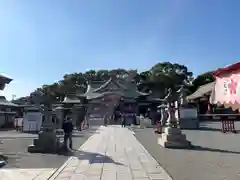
(41, 107), (54, 131)
(207, 102), (211, 114)
(71, 105), (78, 127)
(54, 107), (64, 129)
(85, 104), (91, 127)
(165, 103), (178, 128)
(160, 107), (167, 126)
(73, 104), (85, 128)
(174, 101), (180, 127)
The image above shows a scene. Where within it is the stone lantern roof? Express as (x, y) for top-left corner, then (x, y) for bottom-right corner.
(0, 74), (18, 107)
(0, 74), (12, 90)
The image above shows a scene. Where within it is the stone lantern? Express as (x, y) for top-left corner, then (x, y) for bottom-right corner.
(158, 88), (192, 148)
(27, 90), (63, 153)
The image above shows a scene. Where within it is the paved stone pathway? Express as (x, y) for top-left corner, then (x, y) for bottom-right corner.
(0, 168), (56, 180)
(0, 127), (99, 180)
(50, 126), (172, 180)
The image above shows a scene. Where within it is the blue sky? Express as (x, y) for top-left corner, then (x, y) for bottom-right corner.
(0, 0), (240, 100)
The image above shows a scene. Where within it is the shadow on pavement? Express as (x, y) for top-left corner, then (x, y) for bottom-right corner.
(190, 145), (240, 154)
(0, 126), (102, 169)
(134, 123), (240, 180)
(60, 150), (124, 165)
(184, 127), (222, 132)
(0, 155), (8, 168)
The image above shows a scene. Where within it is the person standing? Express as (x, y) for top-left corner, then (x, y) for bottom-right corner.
(121, 114), (126, 127)
(62, 116), (73, 151)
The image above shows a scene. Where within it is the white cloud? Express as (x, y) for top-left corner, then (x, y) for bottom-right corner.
(1, 78), (40, 100)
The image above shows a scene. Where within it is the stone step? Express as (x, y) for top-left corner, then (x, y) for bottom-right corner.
(158, 138), (192, 149)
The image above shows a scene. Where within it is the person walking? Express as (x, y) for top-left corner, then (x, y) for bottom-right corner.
(62, 116), (74, 151)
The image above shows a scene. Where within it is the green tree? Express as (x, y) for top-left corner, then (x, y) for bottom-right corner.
(59, 72), (87, 95)
(14, 62), (195, 103)
(150, 62), (193, 88)
(30, 85), (57, 105)
(83, 70), (97, 81)
(190, 72), (215, 93)
(138, 62), (194, 97)
(96, 70), (110, 81)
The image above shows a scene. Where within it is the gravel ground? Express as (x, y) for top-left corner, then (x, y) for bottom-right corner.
(0, 126), (99, 169)
(134, 122), (240, 180)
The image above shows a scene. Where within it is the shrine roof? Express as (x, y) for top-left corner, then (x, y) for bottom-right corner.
(211, 62), (240, 77)
(0, 96), (19, 107)
(90, 80), (106, 90)
(92, 78), (115, 92)
(136, 90), (151, 96)
(83, 91), (140, 100)
(62, 96), (81, 103)
(187, 82), (215, 101)
(81, 77), (150, 99)
(83, 92), (103, 100)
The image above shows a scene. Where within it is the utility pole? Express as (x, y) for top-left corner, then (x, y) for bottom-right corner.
(12, 94), (16, 101)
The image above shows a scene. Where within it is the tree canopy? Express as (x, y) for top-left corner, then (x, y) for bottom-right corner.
(190, 72), (215, 93)
(12, 62), (214, 104)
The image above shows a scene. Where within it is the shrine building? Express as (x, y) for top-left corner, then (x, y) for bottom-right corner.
(60, 74), (163, 126)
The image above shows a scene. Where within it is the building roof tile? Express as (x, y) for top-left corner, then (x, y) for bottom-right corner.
(187, 82), (215, 101)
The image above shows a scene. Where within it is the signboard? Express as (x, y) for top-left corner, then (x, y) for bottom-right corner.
(27, 114), (38, 122)
(179, 108), (197, 119)
(23, 112), (42, 132)
(211, 73), (240, 110)
(210, 63), (240, 111)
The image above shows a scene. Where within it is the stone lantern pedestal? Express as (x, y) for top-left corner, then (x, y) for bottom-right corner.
(158, 103), (192, 149)
(28, 130), (61, 153)
(28, 109), (63, 153)
(158, 127), (191, 148)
